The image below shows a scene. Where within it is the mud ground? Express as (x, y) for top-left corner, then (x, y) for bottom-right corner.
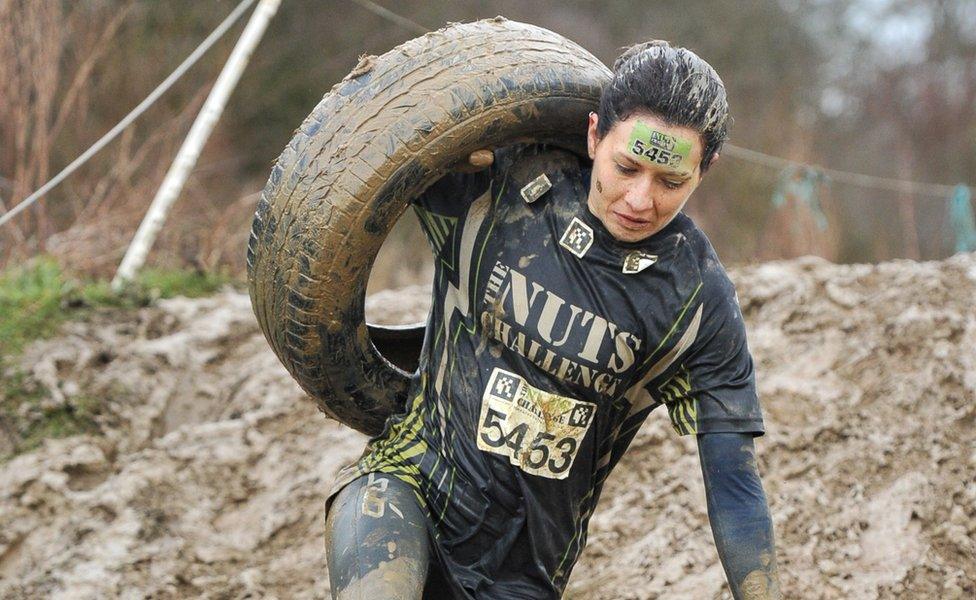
(1, 254), (974, 599)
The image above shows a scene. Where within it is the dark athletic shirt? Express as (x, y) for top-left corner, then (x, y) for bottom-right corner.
(331, 146), (764, 599)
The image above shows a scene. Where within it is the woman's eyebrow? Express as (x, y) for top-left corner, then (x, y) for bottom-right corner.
(615, 151), (640, 165)
(615, 151), (692, 178)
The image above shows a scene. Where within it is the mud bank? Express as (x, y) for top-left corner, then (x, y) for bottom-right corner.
(1, 255), (974, 599)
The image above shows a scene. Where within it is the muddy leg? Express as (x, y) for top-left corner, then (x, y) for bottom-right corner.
(325, 473), (430, 600)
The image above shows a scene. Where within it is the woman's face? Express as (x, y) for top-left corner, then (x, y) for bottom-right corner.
(586, 112), (706, 243)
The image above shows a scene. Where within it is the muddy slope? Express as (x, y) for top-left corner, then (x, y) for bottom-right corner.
(1, 254), (974, 599)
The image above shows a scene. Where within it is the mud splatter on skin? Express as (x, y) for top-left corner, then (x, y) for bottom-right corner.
(326, 472), (431, 599)
(335, 556), (426, 600)
(595, 179), (603, 193)
(736, 550), (783, 599)
(740, 570), (769, 599)
(739, 566), (783, 600)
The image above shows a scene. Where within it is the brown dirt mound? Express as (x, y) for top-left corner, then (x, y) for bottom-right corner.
(0, 255), (973, 599)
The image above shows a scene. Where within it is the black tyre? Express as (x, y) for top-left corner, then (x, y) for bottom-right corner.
(246, 17), (610, 435)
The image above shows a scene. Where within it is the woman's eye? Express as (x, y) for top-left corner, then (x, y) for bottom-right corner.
(663, 180), (683, 190)
(614, 163), (636, 175)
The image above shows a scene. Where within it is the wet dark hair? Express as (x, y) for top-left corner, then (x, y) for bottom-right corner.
(597, 40), (730, 173)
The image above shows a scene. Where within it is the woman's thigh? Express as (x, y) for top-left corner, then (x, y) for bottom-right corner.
(325, 473), (431, 600)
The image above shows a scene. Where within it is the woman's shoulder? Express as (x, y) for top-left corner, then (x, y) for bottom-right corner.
(491, 144), (583, 190)
(486, 144), (587, 214)
(670, 214), (738, 299)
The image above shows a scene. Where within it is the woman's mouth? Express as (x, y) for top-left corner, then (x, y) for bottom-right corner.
(613, 212), (651, 230)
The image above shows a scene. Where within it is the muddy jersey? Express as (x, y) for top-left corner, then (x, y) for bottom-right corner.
(331, 146), (764, 599)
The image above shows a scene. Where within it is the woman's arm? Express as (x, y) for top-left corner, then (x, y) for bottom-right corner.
(697, 431), (782, 600)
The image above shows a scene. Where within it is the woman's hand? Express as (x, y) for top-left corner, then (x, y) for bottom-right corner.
(452, 149), (494, 173)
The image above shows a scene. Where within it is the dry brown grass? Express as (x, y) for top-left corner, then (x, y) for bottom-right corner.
(0, 2), (263, 280)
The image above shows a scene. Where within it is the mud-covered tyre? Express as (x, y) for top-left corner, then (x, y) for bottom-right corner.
(246, 17), (610, 436)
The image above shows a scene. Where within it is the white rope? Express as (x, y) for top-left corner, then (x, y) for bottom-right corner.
(348, 0), (968, 199)
(723, 144), (959, 198)
(352, 3), (976, 263)
(0, 0), (257, 231)
(348, 0), (428, 35)
(4, 0), (968, 242)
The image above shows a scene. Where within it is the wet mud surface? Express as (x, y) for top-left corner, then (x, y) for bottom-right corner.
(1, 254), (974, 598)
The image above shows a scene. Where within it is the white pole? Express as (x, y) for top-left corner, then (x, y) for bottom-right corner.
(112, 0), (282, 291)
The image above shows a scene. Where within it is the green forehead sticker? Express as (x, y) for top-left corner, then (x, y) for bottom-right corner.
(627, 121), (694, 170)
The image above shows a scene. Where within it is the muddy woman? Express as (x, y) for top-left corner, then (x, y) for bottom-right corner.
(324, 41), (783, 600)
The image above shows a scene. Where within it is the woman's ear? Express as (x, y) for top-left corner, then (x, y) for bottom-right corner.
(694, 153), (719, 182)
(586, 112), (600, 159)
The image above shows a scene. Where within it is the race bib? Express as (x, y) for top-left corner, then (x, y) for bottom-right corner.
(476, 368), (597, 479)
(627, 120), (693, 170)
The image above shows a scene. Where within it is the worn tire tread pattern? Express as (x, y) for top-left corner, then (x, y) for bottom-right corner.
(247, 18), (610, 435)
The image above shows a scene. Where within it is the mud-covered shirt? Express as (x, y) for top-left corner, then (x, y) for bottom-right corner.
(331, 146), (764, 599)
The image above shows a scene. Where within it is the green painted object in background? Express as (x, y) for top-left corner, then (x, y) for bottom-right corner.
(772, 166), (829, 231)
(949, 185), (976, 253)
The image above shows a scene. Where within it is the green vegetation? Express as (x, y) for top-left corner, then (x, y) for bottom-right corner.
(0, 257), (67, 358)
(2, 368), (102, 457)
(0, 257), (234, 359)
(0, 257), (236, 458)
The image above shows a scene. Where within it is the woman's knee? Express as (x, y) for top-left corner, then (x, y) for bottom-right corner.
(325, 473), (430, 600)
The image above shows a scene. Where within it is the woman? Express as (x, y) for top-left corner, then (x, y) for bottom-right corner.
(324, 40), (782, 600)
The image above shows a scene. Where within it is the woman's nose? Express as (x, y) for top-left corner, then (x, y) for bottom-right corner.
(623, 179), (655, 212)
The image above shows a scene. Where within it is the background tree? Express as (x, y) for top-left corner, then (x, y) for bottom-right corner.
(1, 0), (972, 281)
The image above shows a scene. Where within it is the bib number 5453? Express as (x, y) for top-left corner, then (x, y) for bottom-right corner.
(479, 408), (577, 475)
(476, 369), (595, 479)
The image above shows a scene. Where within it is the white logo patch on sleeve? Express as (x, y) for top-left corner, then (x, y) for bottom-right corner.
(622, 250), (658, 274)
(477, 368), (596, 479)
(559, 217), (594, 258)
(520, 173), (552, 204)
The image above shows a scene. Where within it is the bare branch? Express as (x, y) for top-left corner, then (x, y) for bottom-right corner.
(49, 2), (134, 142)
